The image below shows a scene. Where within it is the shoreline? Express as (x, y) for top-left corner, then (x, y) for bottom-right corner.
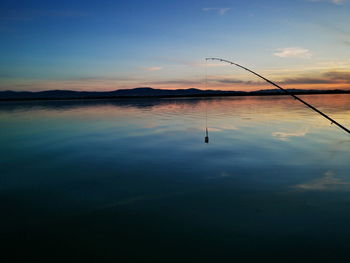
(0, 90), (349, 102)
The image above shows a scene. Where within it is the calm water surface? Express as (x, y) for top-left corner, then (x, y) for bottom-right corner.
(1, 95), (350, 262)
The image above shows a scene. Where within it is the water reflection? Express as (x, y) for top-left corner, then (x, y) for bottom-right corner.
(0, 98), (205, 111)
(272, 128), (309, 141)
(1, 94), (350, 262)
(293, 171), (350, 191)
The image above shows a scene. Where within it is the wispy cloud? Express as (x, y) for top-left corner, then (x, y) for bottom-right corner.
(324, 71), (350, 81)
(145, 70), (350, 89)
(141, 67), (162, 71)
(274, 47), (312, 59)
(281, 77), (335, 85)
(158, 57), (226, 68)
(280, 71), (350, 85)
(214, 78), (264, 85)
(343, 40), (350, 46)
(0, 9), (88, 21)
(202, 7), (231, 16)
(0, 76), (140, 91)
(3, 68), (350, 92)
(146, 79), (200, 86)
(309, 0), (347, 5)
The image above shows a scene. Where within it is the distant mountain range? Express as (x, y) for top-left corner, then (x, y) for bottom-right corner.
(0, 87), (349, 101)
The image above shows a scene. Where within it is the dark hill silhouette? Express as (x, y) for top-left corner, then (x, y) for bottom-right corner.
(0, 87), (349, 101)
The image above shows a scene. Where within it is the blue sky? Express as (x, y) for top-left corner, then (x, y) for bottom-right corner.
(1, 0), (350, 91)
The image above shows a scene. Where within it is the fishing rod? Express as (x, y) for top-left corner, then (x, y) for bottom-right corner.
(206, 57), (350, 135)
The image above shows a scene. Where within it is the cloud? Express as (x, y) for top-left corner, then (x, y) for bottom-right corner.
(281, 77), (335, 85)
(280, 71), (350, 85)
(0, 9), (88, 21)
(0, 75), (142, 91)
(202, 7), (231, 15)
(158, 57), (227, 68)
(145, 70), (350, 89)
(309, 0), (346, 4)
(272, 129), (308, 141)
(146, 80), (200, 85)
(274, 47), (312, 59)
(141, 67), (162, 71)
(215, 78), (264, 85)
(323, 71), (350, 81)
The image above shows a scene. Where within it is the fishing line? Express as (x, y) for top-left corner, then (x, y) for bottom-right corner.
(206, 57), (350, 135)
(204, 60), (209, 143)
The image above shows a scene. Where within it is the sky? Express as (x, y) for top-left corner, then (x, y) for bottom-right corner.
(0, 0), (350, 91)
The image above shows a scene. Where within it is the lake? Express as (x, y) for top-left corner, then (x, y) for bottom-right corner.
(1, 94), (350, 262)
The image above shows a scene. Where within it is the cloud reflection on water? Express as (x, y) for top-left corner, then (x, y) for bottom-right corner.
(272, 129), (309, 141)
(293, 171), (350, 191)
